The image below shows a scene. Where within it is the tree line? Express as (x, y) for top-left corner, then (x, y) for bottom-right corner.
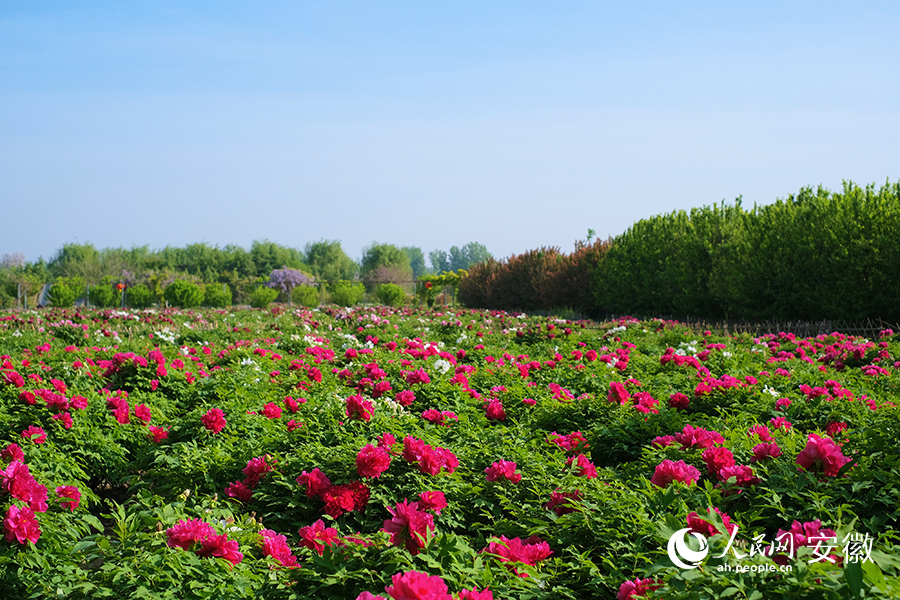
(458, 180), (900, 323)
(0, 240), (491, 309)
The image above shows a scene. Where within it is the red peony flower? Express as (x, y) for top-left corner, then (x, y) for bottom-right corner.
(796, 434), (850, 477)
(260, 529), (299, 568)
(651, 460), (701, 487)
(55, 485), (81, 511)
(296, 468), (332, 498)
(262, 402), (282, 419)
(382, 500), (435, 555)
(417, 491), (447, 514)
(356, 444), (392, 478)
(617, 577), (661, 600)
(20, 426), (46, 444)
(485, 460), (522, 483)
(298, 519), (343, 555)
(701, 447), (735, 476)
(384, 570), (451, 600)
(566, 454), (597, 479)
(3, 504), (41, 544)
(201, 408), (227, 434)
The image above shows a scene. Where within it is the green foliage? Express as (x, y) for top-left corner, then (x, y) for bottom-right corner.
(458, 238), (608, 317)
(304, 240), (359, 282)
(360, 243), (412, 290)
(401, 246), (428, 278)
(248, 285), (279, 308)
(164, 279), (204, 308)
(125, 284), (156, 308)
(430, 242), (492, 273)
(204, 283), (233, 308)
(88, 283), (119, 308)
(48, 277), (85, 307)
(375, 283), (407, 307)
(329, 281), (365, 307)
(292, 284), (320, 308)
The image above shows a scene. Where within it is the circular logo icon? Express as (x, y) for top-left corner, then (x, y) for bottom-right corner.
(667, 528), (709, 569)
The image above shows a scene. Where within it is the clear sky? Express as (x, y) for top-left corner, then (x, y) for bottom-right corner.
(2, 1), (898, 265)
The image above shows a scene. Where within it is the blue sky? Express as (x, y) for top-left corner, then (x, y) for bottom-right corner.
(2, 1), (898, 265)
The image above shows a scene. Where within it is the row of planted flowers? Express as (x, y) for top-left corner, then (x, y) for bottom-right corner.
(1, 305), (899, 598)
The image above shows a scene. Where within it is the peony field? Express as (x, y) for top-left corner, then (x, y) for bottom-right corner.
(1, 305), (899, 599)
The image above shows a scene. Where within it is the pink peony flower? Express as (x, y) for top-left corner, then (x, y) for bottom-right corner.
(262, 402), (282, 419)
(484, 401), (506, 421)
(396, 390), (416, 406)
(196, 532), (243, 566)
(322, 481), (369, 518)
(0, 443), (24, 462)
(384, 570), (451, 600)
(382, 500), (434, 555)
(617, 578), (661, 600)
(55, 485), (81, 511)
(544, 489), (582, 515)
(20, 426), (46, 444)
(346, 395), (375, 422)
(133, 403), (152, 423)
(566, 454), (598, 479)
(260, 529), (299, 568)
(686, 507), (737, 537)
(483, 535), (553, 577)
(356, 444), (392, 478)
(417, 491), (447, 514)
(717, 464), (760, 488)
(224, 480), (253, 502)
(651, 460), (701, 487)
(242, 455), (275, 488)
(796, 434), (850, 477)
(404, 369), (431, 386)
(773, 520), (839, 564)
(748, 425), (774, 442)
(457, 588), (493, 600)
(298, 519), (342, 555)
(608, 381), (630, 405)
(3, 504), (40, 544)
(296, 468), (332, 498)
(751, 442), (782, 462)
(548, 431), (590, 453)
(674, 424), (724, 450)
(668, 392), (690, 410)
(148, 426), (169, 442)
(166, 518), (216, 550)
(701, 447), (735, 476)
(485, 460), (522, 483)
(201, 408), (227, 434)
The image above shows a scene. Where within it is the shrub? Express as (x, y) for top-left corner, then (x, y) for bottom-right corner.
(48, 277), (84, 307)
(329, 281), (365, 307)
(126, 285), (155, 308)
(291, 284), (319, 308)
(249, 285), (279, 308)
(375, 283), (406, 307)
(204, 283), (232, 308)
(164, 279), (204, 308)
(88, 283), (118, 308)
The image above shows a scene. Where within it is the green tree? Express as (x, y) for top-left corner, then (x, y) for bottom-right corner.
(304, 240), (358, 282)
(401, 246), (427, 278)
(360, 243), (412, 290)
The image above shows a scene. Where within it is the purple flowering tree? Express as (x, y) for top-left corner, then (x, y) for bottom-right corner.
(268, 267), (312, 306)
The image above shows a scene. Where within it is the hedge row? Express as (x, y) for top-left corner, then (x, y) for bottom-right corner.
(459, 180), (900, 322)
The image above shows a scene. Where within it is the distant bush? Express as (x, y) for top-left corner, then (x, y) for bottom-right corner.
(88, 284), (118, 308)
(126, 285), (155, 309)
(375, 283), (406, 307)
(291, 284), (319, 308)
(204, 283), (232, 308)
(48, 277), (84, 307)
(164, 279), (204, 308)
(249, 285), (279, 308)
(459, 238), (608, 317)
(329, 281), (365, 307)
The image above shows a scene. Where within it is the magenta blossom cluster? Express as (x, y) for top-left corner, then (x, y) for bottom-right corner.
(166, 518), (242, 566)
(482, 535), (553, 577)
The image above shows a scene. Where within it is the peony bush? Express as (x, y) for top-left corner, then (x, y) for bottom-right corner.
(0, 306), (899, 598)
